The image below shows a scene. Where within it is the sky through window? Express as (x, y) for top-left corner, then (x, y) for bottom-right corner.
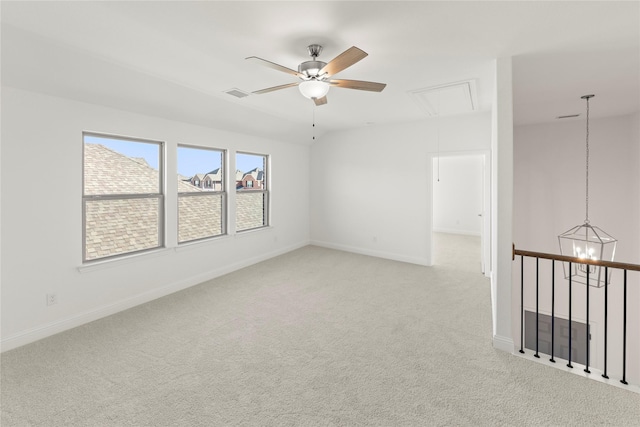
(85, 136), (264, 176)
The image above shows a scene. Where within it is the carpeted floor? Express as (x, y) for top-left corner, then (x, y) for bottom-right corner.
(2, 235), (639, 426)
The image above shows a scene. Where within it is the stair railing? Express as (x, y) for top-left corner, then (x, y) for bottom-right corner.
(512, 244), (639, 386)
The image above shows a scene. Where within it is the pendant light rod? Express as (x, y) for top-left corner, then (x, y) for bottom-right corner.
(436, 89), (441, 182)
(581, 94), (594, 224)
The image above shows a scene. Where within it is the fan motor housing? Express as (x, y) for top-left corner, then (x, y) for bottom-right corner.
(299, 60), (327, 78)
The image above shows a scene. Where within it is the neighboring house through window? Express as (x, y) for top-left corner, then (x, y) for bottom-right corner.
(178, 145), (226, 243)
(82, 133), (164, 262)
(204, 169), (222, 191)
(236, 152), (268, 232)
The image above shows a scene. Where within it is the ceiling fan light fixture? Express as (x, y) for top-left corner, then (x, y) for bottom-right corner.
(298, 60), (327, 78)
(299, 80), (330, 99)
(248, 44), (384, 105)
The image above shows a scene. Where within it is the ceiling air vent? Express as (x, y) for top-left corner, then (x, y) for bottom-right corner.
(224, 88), (250, 99)
(409, 80), (478, 117)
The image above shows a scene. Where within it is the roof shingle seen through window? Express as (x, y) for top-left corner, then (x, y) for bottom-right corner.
(84, 143), (266, 260)
(84, 143), (161, 195)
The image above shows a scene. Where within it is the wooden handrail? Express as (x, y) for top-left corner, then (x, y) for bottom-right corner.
(512, 244), (640, 272)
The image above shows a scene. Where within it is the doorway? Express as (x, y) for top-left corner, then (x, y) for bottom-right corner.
(431, 153), (490, 275)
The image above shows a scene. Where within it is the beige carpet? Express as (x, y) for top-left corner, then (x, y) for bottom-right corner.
(433, 232), (484, 274)
(2, 235), (639, 426)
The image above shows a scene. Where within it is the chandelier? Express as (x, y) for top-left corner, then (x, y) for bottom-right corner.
(558, 94), (617, 287)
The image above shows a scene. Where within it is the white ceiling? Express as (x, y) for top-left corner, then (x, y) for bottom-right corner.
(2, 1), (638, 144)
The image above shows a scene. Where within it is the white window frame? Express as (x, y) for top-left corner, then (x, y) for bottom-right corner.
(236, 151), (269, 232)
(177, 144), (227, 244)
(82, 132), (165, 263)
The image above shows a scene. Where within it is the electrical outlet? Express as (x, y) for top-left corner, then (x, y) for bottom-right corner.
(46, 293), (58, 306)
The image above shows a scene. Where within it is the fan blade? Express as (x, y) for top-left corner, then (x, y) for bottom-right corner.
(246, 56), (304, 78)
(252, 82), (300, 95)
(329, 79), (386, 92)
(319, 46), (368, 77)
(313, 96), (328, 106)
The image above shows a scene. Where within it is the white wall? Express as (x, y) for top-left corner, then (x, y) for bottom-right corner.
(433, 155), (483, 236)
(635, 112), (640, 382)
(309, 113), (491, 266)
(0, 87), (310, 350)
(514, 115), (639, 260)
(632, 113), (640, 257)
(491, 57), (514, 352)
(513, 113), (640, 385)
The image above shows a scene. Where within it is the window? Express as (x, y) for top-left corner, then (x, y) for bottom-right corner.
(83, 133), (164, 262)
(236, 152), (268, 232)
(178, 145), (226, 243)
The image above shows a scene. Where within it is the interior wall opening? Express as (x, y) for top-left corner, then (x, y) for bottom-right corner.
(431, 153), (490, 275)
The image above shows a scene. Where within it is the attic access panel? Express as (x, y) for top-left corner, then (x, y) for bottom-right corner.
(409, 80), (478, 117)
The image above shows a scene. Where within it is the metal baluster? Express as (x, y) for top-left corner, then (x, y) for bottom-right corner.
(550, 260), (556, 363)
(584, 265), (590, 373)
(602, 267), (608, 379)
(621, 270), (628, 385)
(567, 263), (573, 369)
(535, 257), (540, 358)
(519, 255), (525, 354)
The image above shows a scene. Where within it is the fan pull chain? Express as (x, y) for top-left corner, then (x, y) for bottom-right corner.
(312, 106), (316, 141)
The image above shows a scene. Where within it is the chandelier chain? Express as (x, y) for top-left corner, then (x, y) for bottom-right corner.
(437, 89), (440, 182)
(585, 96), (590, 224)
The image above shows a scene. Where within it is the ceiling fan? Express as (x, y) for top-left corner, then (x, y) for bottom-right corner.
(246, 44), (386, 106)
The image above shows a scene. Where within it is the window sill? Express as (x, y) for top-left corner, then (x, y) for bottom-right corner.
(78, 247), (171, 273)
(174, 234), (231, 252)
(77, 228), (274, 272)
(234, 225), (273, 238)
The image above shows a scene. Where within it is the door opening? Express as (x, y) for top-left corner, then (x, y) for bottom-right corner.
(431, 153), (489, 275)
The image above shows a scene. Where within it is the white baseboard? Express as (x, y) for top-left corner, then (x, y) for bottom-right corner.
(492, 334), (515, 353)
(310, 240), (430, 266)
(1, 241), (309, 353)
(515, 351), (640, 393)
